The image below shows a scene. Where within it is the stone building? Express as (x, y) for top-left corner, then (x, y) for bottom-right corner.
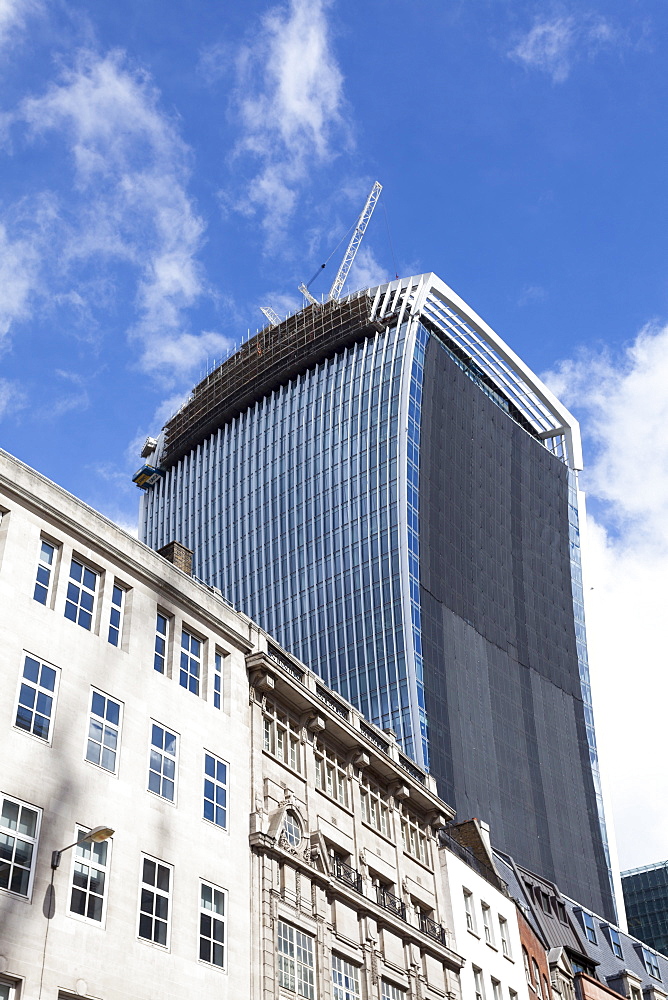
(246, 644), (465, 1000)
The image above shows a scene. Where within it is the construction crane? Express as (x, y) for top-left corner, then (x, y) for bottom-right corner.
(297, 180), (383, 306)
(260, 306), (282, 327)
(327, 181), (382, 301)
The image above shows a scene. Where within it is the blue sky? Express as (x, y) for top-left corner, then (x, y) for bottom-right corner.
(2, 0), (668, 877)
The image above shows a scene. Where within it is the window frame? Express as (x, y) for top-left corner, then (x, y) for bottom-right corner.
(154, 611), (170, 674)
(262, 700), (303, 773)
(359, 777), (391, 838)
(213, 649), (224, 709)
(642, 947), (662, 981)
(608, 926), (623, 959)
(107, 583), (127, 647)
(277, 919), (315, 999)
(582, 910), (597, 944)
(137, 854), (173, 949)
(64, 556), (99, 631)
(84, 688), (122, 775)
(180, 627), (203, 695)
(147, 722), (179, 803)
(314, 740), (349, 807)
(203, 751), (228, 830)
(13, 652), (60, 745)
(332, 953), (360, 1000)
(481, 900), (494, 946)
(399, 805), (430, 867)
(33, 538), (58, 607)
(199, 880), (227, 971)
(473, 966), (485, 1000)
(68, 824), (111, 927)
(464, 888), (477, 934)
(381, 982), (405, 1000)
(499, 914), (512, 958)
(0, 793), (41, 900)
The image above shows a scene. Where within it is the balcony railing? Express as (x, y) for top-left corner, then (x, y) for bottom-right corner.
(267, 646), (304, 682)
(360, 721), (389, 753)
(398, 753), (426, 784)
(331, 856), (363, 894)
(376, 886), (407, 920)
(419, 913), (446, 945)
(316, 686), (349, 720)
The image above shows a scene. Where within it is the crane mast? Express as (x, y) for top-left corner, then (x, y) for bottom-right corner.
(327, 181), (382, 301)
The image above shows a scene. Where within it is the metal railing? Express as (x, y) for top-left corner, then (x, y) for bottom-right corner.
(419, 913), (446, 945)
(331, 856), (363, 894)
(316, 686), (349, 720)
(398, 753), (426, 784)
(360, 721), (389, 753)
(376, 886), (406, 920)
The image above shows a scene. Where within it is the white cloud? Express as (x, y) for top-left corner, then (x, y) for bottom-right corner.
(0, 222), (40, 344)
(509, 13), (617, 83)
(231, 0), (348, 244)
(543, 324), (668, 869)
(0, 376), (25, 419)
(345, 244), (391, 295)
(0, 0), (39, 51)
(12, 49), (227, 378)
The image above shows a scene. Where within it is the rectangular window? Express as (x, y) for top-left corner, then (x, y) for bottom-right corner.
(14, 653), (59, 742)
(108, 584), (125, 646)
(34, 539), (57, 605)
(154, 613), (169, 673)
(643, 947), (662, 980)
(473, 967), (485, 1000)
(482, 902), (494, 945)
(583, 911), (597, 944)
(138, 855), (172, 947)
(199, 882), (226, 968)
(203, 753), (227, 829)
(499, 915), (512, 957)
(360, 778), (389, 837)
(332, 955), (360, 1000)
(263, 700), (302, 772)
(492, 979), (502, 1000)
(180, 629), (202, 695)
(148, 723), (178, 802)
(213, 650), (223, 709)
(0, 794), (40, 897)
(608, 926), (623, 959)
(464, 889), (476, 933)
(69, 826), (110, 923)
(85, 690), (121, 773)
(277, 920), (315, 999)
(64, 558), (98, 630)
(400, 806), (429, 865)
(0, 981), (17, 1000)
(314, 742), (349, 806)
(381, 982), (404, 1000)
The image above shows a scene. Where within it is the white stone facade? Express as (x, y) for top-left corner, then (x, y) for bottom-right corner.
(440, 832), (530, 1000)
(0, 450), (258, 1000)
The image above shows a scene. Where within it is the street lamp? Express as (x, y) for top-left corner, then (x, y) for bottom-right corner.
(51, 825), (114, 869)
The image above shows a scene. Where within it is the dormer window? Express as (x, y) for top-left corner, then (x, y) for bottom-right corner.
(283, 812), (301, 847)
(582, 911), (597, 944)
(608, 926), (623, 959)
(642, 947), (662, 981)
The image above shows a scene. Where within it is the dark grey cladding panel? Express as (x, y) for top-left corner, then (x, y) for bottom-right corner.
(419, 332), (615, 922)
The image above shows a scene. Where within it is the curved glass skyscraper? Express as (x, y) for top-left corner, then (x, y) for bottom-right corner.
(140, 272), (615, 920)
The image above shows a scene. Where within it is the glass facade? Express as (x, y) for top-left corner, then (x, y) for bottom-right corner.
(144, 321), (422, 758)
(141, 273), (615, 920)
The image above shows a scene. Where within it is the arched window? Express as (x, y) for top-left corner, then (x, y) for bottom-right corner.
(283, 811), (301, 847)
(523, 948), (532, 986)
(533, 960), (543, 999)
(543, 975), (551, 1000)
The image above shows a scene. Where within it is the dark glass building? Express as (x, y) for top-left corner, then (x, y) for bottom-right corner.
(139, 272), (615, 919)
(622, 863), (668, 957)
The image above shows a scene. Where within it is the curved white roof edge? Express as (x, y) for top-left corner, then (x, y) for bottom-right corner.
(365, 272), (583, 471)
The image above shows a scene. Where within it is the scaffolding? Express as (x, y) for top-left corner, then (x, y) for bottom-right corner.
(162, 293), (382, 467)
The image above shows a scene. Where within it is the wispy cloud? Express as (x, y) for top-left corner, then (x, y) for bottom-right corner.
(345, 244), (390, 295)
(509, 13), (617, 83)
(230, 0), (348, 245)
(0, 221), (41, 345)
(0, 0), (40, 52)
(0, 376), (26, 419)
(8, 49), (230, 379)
(543, 323), (668, 867)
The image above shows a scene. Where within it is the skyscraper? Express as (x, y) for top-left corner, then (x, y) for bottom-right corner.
(140, 272), (614, 920)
